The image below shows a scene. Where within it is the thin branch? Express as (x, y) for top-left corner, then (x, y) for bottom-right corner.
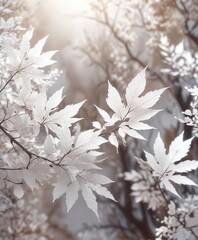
(0, 124), (32, 160)
(153, 175), (198, 238)
(5, 178), (23, 185)
(0, 124), (67, 170)
(0, 71), (19, 92)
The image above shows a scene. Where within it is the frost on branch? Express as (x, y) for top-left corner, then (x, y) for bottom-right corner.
(156, 197), (198, 240)
(94, 68), (167, 149)
(139, 132), (198, 197)
(0, 191), (52, 240)
(160, 35), (198, 80)
(181, 86), (198, 137)
(122, 170), (164, 210)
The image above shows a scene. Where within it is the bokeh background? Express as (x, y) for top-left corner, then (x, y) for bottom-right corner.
(1, 0), (197, 239)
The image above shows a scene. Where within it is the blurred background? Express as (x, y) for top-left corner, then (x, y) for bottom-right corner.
(1, 0), (197, 239)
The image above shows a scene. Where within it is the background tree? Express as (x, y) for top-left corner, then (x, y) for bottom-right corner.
(74, 0), (198, 239)
(0, 0), (198, 239)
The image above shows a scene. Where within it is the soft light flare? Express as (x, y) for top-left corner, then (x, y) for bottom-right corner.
(60, 0), (91, 14)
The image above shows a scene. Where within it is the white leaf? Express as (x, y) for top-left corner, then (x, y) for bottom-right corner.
(106, 82), (126, 119)
(75, 129), (106, 150)
(53, 171), (70, 201)
(19, 29), (33, 54)
(169, 175), (197, 186)
(92, 121), (101, 129)
(131, 122), (154, 130)
(175, 41), (184, 54)
(42, 100), (85, 134)
(121, 126), (145, 140)
(23, 161), (52, 191)
(163, 179), (181, 198)
(23, 169), (38, 190)
(169, 132), (194, 163)
(108, 132), (119, 149)
(8, 29), (57, 78)
(128, 108), (162, 123)
(56, 126), (73, 154)
(144, 151), (159, 173)
(183, 109), (192, 116)
(118, 127), (126, 145)
(84, 173), (113, 184)
(30, 35), (48, 56)
(32, 88), (47, 122)
(142, 132), (198, 195)
(45, 87), (64, 111)
(65, 180), (80, 212)
(154, 133), (167, 170)
(125, 68), (147, 108)
(44, 135), (54, 156)
(171, 160), (198, 173)
(94, 69), (166, 145)
(35, 51), (57, 67)
(80, 182), (99, 220)
(95, 106), (111, 123)
(89, 183), (116, 201)
(135, 88), (167, 110)
(14, 185), (24, 199)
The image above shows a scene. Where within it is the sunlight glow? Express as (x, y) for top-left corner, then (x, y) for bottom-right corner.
(60, 0), (92, 14)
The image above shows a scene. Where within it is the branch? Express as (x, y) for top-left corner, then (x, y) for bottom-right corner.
(119, 145), (155, 240)
(176, 1), (198, 47)
(0, 71), (19, 92)
(82, 4), (169, 88)
(0, 124), (67, 170)
(153, 175), (198, 238)
(0, 124), (32, 160)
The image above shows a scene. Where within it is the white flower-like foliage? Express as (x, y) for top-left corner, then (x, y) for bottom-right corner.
(0, 191), (51, 240)
(5, 29), (57, 79)
(1, 0), (198, 238)
(181, 86), (198, 137)
(0, 29), (167, 219)
(160, 35), (198, 80)
(0, 24), (116, 220)
(141, 132), (198, 197)
(123, 169), (164, 210)
(156, 197), (198, 240)
(47, 127), (115, 220)
(94, 68), (166, 149)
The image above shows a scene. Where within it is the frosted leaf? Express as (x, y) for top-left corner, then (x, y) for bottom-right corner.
(95, 68), (166, 148)
(141, 132), (198, 197)
(6, 29), (57, 79)
(14, 185), (24, 198)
